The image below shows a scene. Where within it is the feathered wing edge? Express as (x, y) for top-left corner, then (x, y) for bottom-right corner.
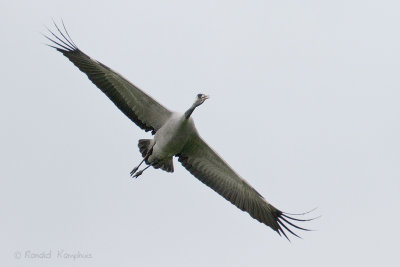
(43, 20), (172, 134)
(177, 136), (318, 241)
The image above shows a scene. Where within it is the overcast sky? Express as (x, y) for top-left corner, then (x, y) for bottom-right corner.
(1, 1), (399, 266)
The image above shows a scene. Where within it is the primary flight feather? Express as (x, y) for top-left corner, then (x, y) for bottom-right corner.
(45, 22), (313, 240)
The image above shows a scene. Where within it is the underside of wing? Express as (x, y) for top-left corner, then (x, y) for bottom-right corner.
(177, 133), (312, 240)
(44, 22), (171, 134)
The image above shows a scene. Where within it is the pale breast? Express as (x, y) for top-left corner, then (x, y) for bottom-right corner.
(151, 113), (197, 159)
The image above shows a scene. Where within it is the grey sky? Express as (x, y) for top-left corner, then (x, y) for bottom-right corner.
(1, 0), (399, 266)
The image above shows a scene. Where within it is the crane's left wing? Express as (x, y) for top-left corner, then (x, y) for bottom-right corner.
(44, 23), (171, 134)
(177, 133), (310, 239)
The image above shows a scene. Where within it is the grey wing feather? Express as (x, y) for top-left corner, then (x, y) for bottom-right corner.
(177, 133), (310, 239)
(45, 23), (171, 134)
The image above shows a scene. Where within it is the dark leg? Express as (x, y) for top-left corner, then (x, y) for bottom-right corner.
(132, 165), (150, 179)
(131, 143), (154, 177)
(130, 156), (148, 176)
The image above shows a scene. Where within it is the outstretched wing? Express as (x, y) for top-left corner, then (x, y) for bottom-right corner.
(177, 133), (311, 239)
(44, 22), (171, 134)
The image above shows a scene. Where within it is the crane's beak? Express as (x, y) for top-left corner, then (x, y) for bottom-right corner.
(202, 95), (210, 100)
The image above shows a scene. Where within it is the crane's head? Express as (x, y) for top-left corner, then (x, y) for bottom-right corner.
(185, 93), (210, 118)
(194, 93), (210, 107)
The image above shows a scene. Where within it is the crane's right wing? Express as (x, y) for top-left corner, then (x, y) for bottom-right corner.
(45, 22), (171, 134)
(177, 133), (311, 239)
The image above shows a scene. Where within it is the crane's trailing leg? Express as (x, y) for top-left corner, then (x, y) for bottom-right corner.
(132, 165), (150, 178)
(130, 155), (149, 176)
(130, 139), (154, 177)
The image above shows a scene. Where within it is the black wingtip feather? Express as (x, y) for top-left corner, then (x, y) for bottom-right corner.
(278, 220), (302, 239)
(274, 208), (319, 240)
(61, 19), (78, 48)
(52, 19), (77, 49)
(42, 33), (72, 52)
(284, 207), (318, 216)
(282, 213), (321, 222)
(43, 20), (78, 52)
(280, 216), (311, 232)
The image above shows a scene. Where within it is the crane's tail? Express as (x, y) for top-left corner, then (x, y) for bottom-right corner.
(138, 139), (174, 173)
(138, 139), (152, 158)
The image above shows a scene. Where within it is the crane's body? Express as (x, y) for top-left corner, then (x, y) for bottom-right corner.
(44, 21), (313, 240)
(138, 112), (199, 174)
(152, 113), (197, 162)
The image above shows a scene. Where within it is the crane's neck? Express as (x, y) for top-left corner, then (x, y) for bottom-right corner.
(184, 103), (197, 119)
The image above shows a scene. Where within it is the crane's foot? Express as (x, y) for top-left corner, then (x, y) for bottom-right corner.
(132, 170), (144, 178)
(130, 166), (139, 176)
(130, 153), (151, 177)
(131, 165), (150, 179)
